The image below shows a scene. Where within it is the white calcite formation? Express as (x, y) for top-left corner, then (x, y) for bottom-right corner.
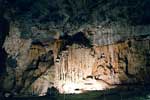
(1, 23), (150, 96)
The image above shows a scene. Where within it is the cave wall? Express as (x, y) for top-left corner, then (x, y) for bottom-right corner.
(0, 0), (150, 96)
(52, 36), (150, 93)
(1, 22), (150, 95)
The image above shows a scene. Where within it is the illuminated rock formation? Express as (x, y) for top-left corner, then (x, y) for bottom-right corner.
(1, 22), (150, 95)
(0, 0), (150, 97)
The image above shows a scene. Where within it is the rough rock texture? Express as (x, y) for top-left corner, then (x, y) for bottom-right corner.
(0, 0), (150, 96)
(2, 24), (55, 95)
(52, 35), (150, 93)
(1, 22), (150, 95)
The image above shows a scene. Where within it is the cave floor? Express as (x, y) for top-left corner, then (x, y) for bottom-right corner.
(4, 85), (150, 100)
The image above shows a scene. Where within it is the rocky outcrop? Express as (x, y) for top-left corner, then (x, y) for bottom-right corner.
(1, 0), (150, 97)
(2, 24), (55, 95)
(52, 35), (150, 93)
(1, 22), (150, 95)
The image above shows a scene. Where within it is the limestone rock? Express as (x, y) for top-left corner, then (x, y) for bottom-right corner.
(1, 23), (150, 95)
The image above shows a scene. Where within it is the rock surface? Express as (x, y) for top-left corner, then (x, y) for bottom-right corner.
(1, 22), (150, 95)
(0, 0), (150, 96)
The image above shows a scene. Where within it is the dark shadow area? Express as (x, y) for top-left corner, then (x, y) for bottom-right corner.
(60, 32), (92, 50)
(70, 32), (92, 47)
(0, 48), (7, 75)
(0, 16), (9, 75)
(2, 0), (150, 29)
(6, 57), (17, 68)
(46, 87), (59, 98)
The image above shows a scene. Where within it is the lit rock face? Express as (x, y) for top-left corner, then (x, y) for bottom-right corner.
(32, 25), (150, 94)
(53, 37), (150, 93)
(1, 0), (150, 96)
(1, 23), (150, 95)
(91, 39), (150, 84)
(2, 24), (55, 95)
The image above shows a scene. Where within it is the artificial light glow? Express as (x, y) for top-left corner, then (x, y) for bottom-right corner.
(58, 78), (114, 94)
(62, 82), (83, 94)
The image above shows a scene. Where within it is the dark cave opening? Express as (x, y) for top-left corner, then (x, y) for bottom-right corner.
(60, 32), (92, 51)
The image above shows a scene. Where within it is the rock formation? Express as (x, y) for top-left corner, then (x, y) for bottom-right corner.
(0, 22), (150, 95)
(0, 0), (150, 96)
